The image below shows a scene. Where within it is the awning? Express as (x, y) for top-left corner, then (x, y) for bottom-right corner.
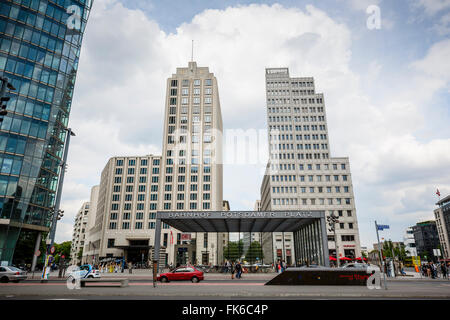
(329, 256), (337, 261)
(355, 257), (367, 261)
(340, 257), (352, 261)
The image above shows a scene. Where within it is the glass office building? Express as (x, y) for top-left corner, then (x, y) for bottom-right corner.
(0, 0), (93, 265)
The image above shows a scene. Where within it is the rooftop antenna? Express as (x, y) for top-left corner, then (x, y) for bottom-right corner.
(191, 40), (194, 62)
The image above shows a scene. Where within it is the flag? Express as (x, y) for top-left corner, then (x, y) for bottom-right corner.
(436, 189), (441, 197)
(170, 230), (173, 244)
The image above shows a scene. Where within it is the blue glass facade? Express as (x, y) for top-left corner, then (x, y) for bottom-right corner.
(0, 0), (92, 264)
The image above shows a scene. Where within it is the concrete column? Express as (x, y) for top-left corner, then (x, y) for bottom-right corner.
(152, 218), (162, 287)
(320, 216), (330, 267)
(31, 232), (41, 272)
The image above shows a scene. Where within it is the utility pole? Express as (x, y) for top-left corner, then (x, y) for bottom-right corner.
(327, 213), (340, 267)
(41, 128), (75, 281)
(0, 76), (16, 121)
(375, 221), (388, 290)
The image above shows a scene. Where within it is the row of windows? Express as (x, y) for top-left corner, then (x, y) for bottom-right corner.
(272, 186), (350, 193)
(168, 114), (212, 124)
(270, 152), (330, 160)
(5, 95), (51, 121)
(162, 202), (210, 210)
(270, 163), (347, 172)
(171, 79), (212, 87)
(273, 197), (352, 206)
(170, 105), (213, 116)
(268, 97), (322, 105)
(171, 87), (213, 96)
(269, 115), (327, 123)
(1, 0), (87, 27)
(115, 158), (159, 167)
(1, 113), (48, 139)
(108, 221), (170, 230)
(266, 80), (313, 88)
(0, 36), (74, 76)
(272, 143), (328, 151)
(270, 174), (348, 182)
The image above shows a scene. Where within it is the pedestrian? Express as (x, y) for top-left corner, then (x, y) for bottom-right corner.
(231, 262), (235, 279)
(442, 262), (448, 279)
(235, 261), (242, 279)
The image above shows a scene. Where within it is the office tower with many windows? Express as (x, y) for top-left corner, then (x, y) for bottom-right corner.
(85, 155), (169, 266)
(0, 0), (93, 264)
(260, 68), (361, 265)
(70, 201), (89, 265)
(159, 61), (225, 265)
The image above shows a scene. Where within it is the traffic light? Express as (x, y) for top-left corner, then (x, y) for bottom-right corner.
(0, 77), (16, 122)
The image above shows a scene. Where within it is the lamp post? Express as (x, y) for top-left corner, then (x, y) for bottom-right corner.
(327, 213), (340, 267)
(41, 128), (75, 281)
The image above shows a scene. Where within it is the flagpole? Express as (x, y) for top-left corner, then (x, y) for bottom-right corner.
(375, 221), (388, 290)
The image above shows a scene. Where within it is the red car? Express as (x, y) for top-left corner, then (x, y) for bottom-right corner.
(157, 266), (204, 283)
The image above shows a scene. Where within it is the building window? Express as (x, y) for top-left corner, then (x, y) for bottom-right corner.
(122, 222), (130, 229)
(107, 239), (115, 248)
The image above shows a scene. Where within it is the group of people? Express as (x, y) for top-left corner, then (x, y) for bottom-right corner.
(223, 260), (243, 279)
(275, 260), (287, 273)
(420, 262), (449, 279)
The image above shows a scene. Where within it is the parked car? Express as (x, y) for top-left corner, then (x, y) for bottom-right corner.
(341, 263), (380, 271)
(157, 266), (204, 283)
(67, 264), (100, 282)
(0, 266), (27, 283)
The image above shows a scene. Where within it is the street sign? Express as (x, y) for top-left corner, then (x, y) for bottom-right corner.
(35, 250), (41, 256)
(61, 255), (65, 259)
(50, 246), (55, 254)
(377, 224), (390, 230)
(433, 249), (441, 257)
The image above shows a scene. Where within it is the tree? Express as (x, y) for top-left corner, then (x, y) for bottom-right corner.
(245, 241), (264, 264)
(223, 240), (244, 262)
(54, 241), (71, 263)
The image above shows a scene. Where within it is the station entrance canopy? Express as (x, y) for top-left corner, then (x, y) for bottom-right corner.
(153, 210), (330, 270)
(157, 210), (324, 233)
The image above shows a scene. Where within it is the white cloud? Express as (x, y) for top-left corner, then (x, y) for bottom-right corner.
(414, 0), (450, 15)
(57, 1), (450, 251)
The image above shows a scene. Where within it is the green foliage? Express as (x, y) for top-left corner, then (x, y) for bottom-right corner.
(223, 240), (244, 262)
(244, 241), (264, 263)
(382, 241), (407, 261)
(54, 241), (72, 263)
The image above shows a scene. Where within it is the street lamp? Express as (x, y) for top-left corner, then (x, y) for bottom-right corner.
(41, 128), (75, 281)
(327, 213), (340, 267)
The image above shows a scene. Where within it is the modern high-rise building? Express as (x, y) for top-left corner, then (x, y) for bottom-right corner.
(70, 201), (89, 265)
(159, 61), (226, 265)
(0, 0), (93, 264)
(434, 194), (450, 259)
(260, 68), (361, 265)
(412, 220), (440, 261)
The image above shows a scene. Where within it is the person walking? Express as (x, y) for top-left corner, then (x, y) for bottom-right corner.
(442, 262), (448, 279)
(231, 262), (235, 279)
(235, 261), (242, 279)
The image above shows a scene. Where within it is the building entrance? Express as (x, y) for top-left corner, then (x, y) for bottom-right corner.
(124, 240), (150, 267)
(152, 210), (330, 283)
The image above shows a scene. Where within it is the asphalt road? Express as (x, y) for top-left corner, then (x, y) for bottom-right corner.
(1, 278), (449, 300)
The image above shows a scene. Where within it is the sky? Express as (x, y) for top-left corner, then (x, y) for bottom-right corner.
(55, 0), (450, 251)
